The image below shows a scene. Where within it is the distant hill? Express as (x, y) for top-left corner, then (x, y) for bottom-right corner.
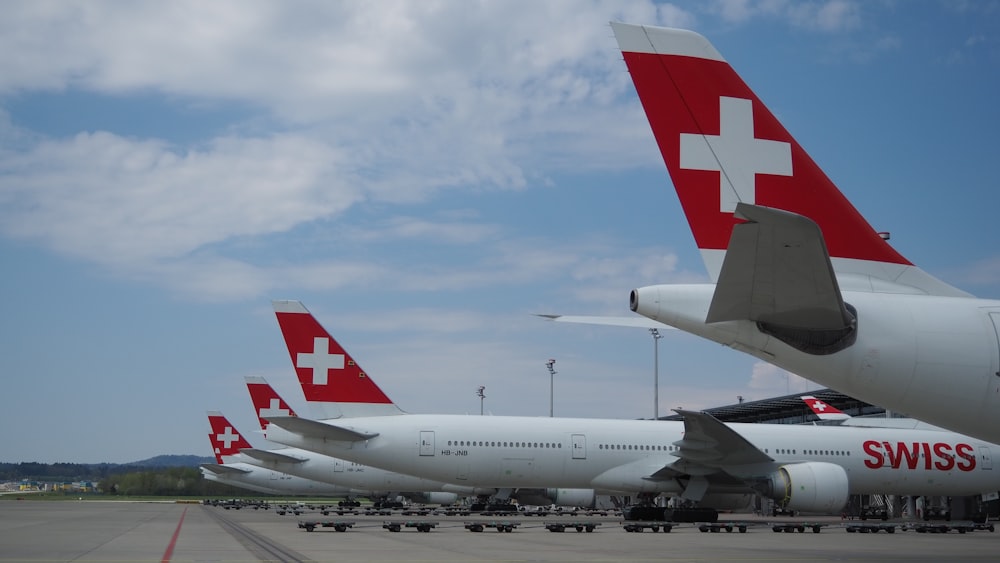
(127, 455), (214, 467)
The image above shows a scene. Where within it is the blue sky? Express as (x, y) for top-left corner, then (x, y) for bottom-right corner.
(1, 1), (998, 464)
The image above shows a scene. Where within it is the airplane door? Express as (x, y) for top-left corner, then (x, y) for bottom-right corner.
(571, 434), (586, 460)
(990, 312), (1000, 374)
(419, 431), (435, 456)
(981, 447), (993, 470)
(988, 312), (1000, 399)
(334, 460), (344, 472)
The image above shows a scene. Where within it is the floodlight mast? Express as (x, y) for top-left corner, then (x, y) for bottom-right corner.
(650, 328), (663, 420)
(476, 385), (486, 416)
(545, 359), (557, 417)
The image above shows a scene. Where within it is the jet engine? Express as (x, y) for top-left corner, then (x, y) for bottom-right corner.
(546, 488), (597, 508)
(512, 488), (596, 508)
(756, 462), (848, 513)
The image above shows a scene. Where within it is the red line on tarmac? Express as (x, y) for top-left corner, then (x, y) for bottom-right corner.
(160, 506), (188, 563)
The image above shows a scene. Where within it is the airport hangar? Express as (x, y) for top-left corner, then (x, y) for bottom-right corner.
(658, 389), (999, 520)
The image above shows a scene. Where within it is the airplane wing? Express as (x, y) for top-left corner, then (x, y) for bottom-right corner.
(706, 203), (853, 331)
(199, 463), (250, 475)
(266, 415), (379, 442)
(239, 448), (307, 464)
(536, 314), (674, 330)
(670, 409), (773, 470)
(607, 410), (775, 501)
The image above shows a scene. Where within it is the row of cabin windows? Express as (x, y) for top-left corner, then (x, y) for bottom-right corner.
(764, 448), (851, 456)
(448, 440), (562, 449)
(443, 441), (851, 457)
(599, 444), (677, 452)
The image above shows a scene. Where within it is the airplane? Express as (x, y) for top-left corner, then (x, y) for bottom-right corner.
(609, 21), (1000, 445)
(262, 300), (1000, 520)
(797, 395), (950, 433)
(199, 466), (289, 496)
(242, 376), (495, 506)
(203, 410), (359, 497)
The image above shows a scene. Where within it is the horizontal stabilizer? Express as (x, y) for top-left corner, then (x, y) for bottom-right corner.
(266, 415), (378, 442)
(707, 203), (851, 330)
(199, 463), (249, 475)
(536, 314), (674, 330)
(239, 448), (306, 464)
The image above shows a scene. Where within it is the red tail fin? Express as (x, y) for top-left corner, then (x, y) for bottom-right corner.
(611, 23), (909, 279)
(207, 411), (254, 459)
(245, 376), (298, 430)
(272, 300), (403, 417)
(800, 395), (850, 421)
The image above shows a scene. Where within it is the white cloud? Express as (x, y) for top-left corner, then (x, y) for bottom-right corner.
(0, 2), (688, 303)
(0, 131), (354, 264)
(707, 0), (861, 31)
(748, 361), (815, 396)
(0, 1), (673, 123)
(345, 216), (500, 245)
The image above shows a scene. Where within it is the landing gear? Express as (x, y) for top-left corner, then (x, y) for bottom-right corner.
(621, 495), (719, 523)
(666, 507), (720, 523)
(469, 493), (518, 514)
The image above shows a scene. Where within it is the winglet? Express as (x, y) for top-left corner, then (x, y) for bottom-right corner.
(272, 300), (404, 418)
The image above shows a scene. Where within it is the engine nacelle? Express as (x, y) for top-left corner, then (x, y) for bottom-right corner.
(405, 492), (459, 505)
(546, 488), (597, 509)
(511, 488), (596, 508)
(757, 462), (848, 514)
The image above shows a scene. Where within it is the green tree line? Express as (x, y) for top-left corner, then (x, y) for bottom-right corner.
(100, 467), (252, 496)
(1, 462), (128, 482)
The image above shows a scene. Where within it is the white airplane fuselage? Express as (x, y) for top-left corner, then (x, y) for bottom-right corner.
(203, 461), (355, 496)
(265, 414), (999, 499)
(239, 446), (489, 499)
(202, 471), (287, 496)
(630, 284), (1000, 445)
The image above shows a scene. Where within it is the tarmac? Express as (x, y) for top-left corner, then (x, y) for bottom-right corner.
(1, 499), (998, 562)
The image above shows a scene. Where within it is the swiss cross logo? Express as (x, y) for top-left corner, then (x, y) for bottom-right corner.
(216, 426), (239, 450)
(680, 96), (792, 212)
(259, 398), (291, 419)
(811, 400), (827, 412)
(297, 336), (345, 385)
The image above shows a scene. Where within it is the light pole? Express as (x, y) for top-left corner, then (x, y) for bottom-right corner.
(650, 328), (663, 420)
(545, 359), (557, 417)
(476, 385), (486, 415)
